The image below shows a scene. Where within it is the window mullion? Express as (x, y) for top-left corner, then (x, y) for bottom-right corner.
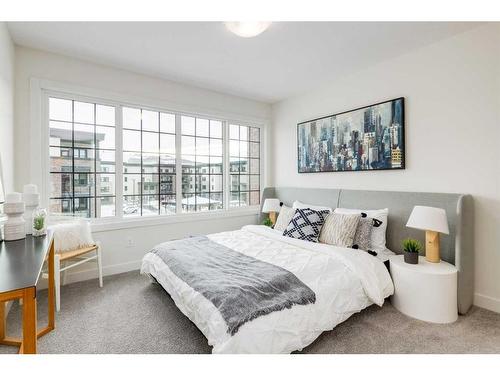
(93, 104), (97, 218)
(71, 100), (75, 215)
(140, 109), (143, 216)
(115, 105), (124, 220)
(223, 120), (230, 210)
(42, 93), (50, 210)
(175, 114), (182, 214)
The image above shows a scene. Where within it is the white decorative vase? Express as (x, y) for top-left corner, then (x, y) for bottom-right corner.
(23, 184), (40, 235)
(4, 193), (26, 241)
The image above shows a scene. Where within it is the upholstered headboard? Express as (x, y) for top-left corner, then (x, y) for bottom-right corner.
(260, 187), (474, 315)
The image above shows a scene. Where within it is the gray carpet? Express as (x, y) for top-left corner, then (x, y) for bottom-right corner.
(1, 270), (499, 354)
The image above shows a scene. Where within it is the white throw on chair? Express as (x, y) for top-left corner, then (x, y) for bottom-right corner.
(43, 220), (103, 311)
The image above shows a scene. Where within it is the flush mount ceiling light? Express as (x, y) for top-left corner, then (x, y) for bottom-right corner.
(224, 22), (271, 38)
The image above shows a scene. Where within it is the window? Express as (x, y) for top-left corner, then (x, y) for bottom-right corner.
(229, 124), (260, 207)
(49, 97), (116, 218)
(181, 116), (223, 213)
(122, 107), (176, 217)
(46, 92), (262, 221)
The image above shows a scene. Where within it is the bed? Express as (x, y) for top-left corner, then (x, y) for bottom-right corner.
(141, 187), (473, 354)
(141, 224), (393, 353)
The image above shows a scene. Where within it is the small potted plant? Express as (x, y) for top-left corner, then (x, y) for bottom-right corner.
(402, 238), (422, 264)
(32, 208), (47, 237)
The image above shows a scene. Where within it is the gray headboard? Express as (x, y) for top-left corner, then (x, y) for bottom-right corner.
(260, 187), (474, 315)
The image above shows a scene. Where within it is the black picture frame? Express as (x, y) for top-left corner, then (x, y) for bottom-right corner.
(297, 97), (405, 173)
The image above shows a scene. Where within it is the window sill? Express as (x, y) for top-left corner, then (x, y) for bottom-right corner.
(88, 207), (261, 233)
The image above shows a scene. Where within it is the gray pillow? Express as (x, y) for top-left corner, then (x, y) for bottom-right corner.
(319, 213), (360, 247)
(274, 205), (295, 232)
(353, 217), (373, 251)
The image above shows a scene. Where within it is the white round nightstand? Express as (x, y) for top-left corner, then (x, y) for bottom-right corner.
(389, 255), (458, 324)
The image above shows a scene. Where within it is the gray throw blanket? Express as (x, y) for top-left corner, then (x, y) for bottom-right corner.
(151, 236), (316, 335)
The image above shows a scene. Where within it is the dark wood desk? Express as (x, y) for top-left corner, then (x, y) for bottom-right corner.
(0, 232), (55, 354)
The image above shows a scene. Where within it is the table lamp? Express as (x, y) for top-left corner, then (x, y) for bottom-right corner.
(262, 198), (281, 225)
(406, 205), (449, 263)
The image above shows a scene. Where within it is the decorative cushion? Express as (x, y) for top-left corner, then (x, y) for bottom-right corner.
(352, 215), (374, 250)
(319, 213), (360, 247)
(334, 208), (389, 252)
(292, 200), (333, 213)
(274, 205), (295, 232)
(51, 220), (95, 253)
(283, 208), (330, 243)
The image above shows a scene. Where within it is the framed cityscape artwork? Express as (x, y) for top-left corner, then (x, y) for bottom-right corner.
(297, 97), (405, 173)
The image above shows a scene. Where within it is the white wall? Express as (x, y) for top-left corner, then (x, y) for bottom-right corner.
(0, 23), (15, 194)
(14, 46), (271, 282)
(271, 24), (500, 312)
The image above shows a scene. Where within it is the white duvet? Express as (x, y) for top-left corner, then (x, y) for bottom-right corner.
(140, 225), (394, 354)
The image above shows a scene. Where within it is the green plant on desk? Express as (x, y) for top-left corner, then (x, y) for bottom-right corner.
(33, 215), (45, 231)
(32, 209), (48, 237)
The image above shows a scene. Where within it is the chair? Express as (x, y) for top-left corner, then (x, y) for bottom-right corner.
(42, 221), (103, 311)
(56, 244), (103, 311)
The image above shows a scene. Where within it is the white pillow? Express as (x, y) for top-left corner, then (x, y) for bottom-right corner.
(52, 220), (95, 253)
(293, 200), (332, 213)
(334, 207), (389, 252)
(274, 205), (295, 232)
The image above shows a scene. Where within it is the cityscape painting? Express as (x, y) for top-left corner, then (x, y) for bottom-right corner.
(297, 98), (405, 173)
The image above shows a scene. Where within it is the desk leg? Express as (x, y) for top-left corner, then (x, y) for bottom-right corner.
(22, 287), (37, 354)
(37, 239), (56, 339)
(0, 291), (23, 349)
(0, 301), (5, 340)
(48, 240), (55, 330)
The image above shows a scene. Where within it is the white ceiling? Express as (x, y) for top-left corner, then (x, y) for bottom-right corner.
(7, 22), (482, 103)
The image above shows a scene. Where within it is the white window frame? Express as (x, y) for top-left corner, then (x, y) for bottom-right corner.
(31, 78), (268, 231)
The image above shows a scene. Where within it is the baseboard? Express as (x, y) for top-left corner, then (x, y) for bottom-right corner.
(474, 293), (500, 314)
(37, 259), (143, 290)
(68, 259), (143, 284)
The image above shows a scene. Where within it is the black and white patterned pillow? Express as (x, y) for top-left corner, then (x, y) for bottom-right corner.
(283, 208), (330, 242)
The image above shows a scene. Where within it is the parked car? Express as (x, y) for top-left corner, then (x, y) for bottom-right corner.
(123, 205), (139, 214)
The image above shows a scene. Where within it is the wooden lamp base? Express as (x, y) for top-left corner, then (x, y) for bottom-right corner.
(269, 211), (277, 225)
(425, 230), (441, 263)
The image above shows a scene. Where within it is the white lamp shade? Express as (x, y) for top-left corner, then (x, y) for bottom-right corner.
(262, 198), (281, 213)
(406, 205), (449, 234)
